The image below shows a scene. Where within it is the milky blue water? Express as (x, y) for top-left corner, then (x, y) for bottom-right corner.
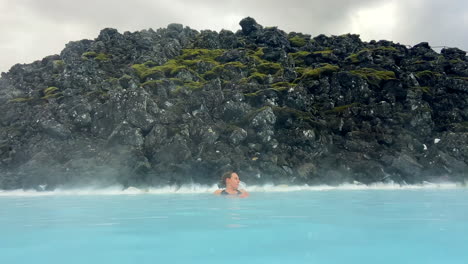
(1, 188), (468, 264)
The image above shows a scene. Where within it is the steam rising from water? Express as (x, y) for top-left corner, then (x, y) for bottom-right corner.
(0, 181), (464, 196)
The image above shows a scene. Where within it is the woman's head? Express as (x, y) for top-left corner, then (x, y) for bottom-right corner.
(219, 171), (240, 189)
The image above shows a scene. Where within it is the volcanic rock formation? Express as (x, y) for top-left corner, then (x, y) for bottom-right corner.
(0, 17), (467, 190)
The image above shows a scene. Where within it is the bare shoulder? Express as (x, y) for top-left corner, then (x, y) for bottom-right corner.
(213, 189), (222, 195)
(239, 189), (249, 197)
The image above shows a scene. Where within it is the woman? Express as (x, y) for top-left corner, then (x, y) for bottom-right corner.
(214, 171), (249, 198)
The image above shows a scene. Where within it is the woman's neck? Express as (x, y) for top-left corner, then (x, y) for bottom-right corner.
(225, 186), (238, 193)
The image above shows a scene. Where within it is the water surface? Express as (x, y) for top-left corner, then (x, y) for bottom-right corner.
(1, 186), (467, 264)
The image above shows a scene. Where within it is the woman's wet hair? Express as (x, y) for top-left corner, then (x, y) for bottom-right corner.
(218, 171), (234, 188)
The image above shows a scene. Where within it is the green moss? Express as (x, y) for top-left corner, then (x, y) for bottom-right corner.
(106, 77), (119, 84)
(415, 70), (442, 79)
(289, 36), (307, 47)
(41, 87), (62, 99)
(449, 59), (463, 64)
(42, 92), (63, 100)
(289, 51), (311, 66)
(81, 52), (110, 61)
(346, 47), (398, 64)
(143, 61), (158, 67)
(313, 50), (333, 55)
(248, 72), (268, 84)
(409, 86), (433, 94)
(179, 49), (225, 63)
(272, 106), (314, 122)
(271, 82), (294, 92)
(325, 103), (360, 114)
(295, 67), (306, 76)
(202, 70), (218, 80)
(243, 85), (292, 102)
(44, 86), (59, 95)
(132, 59), (189, 80)
(131, 64), (150, 79)
(419, 86), (431, 93)
(375, 46), (398, 52)
(202, 61), (248, 80)
(132, 49), (234, 81)
(345, 53), (360, 63)
(245, 48), (268, 64)
(120, 74), (132, 81)
(171, 81), (205, 95)
(183, 81), (204, 90)
(82, 51), (98, 58)
(350, 68), (396, 85)
(273, 86), (290, 92)
(168, 78), (184, 85)
(52, 60), (64, 67)
(243, 88), (274, 98)
(257, 62), (282, 74)
(141, 80), (164, 89)
(253, 47), (264, 57)
(412, 60), (427, 65)
(296, 64), (340, 81)
(243, 92), (258, 97)
(95, 53), (110, 61)
(225, 61), (247, 68)
(272, 82), (293, 88)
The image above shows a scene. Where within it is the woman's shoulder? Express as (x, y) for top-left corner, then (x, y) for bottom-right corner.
(213, 189), (223, 195)
(239, 189), (249, 197)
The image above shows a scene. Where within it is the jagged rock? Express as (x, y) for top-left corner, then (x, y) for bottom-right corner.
(219, 30), (239, 49)
(39, 119), (71, 139)
(441, 47), (466, 60)
(107, 122), (144, 148)
(239, 17), (263, 35)
(229, 127), (248, 145)
(0, 17), (466, 189)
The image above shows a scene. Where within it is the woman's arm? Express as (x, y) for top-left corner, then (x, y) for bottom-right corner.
(213, 189), (222, 195)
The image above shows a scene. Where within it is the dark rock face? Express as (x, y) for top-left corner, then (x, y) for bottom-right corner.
(239, 17), (263, 35)
(0, 18), (467, 190)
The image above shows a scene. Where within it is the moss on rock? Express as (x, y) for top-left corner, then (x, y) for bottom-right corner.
(350, 68), (396, 86)
(289, 36), (307, 47)
(289, 51), (311, 66)
(415, 70), (442, 79)
(81, 52), (110, 61)
(42, 86), (62, 100)
(179, 49), (225, 62)
(272, 106), (314, 122)
(313, 50), (333, 55)
(324, 103), (361, 114)
(247, 72), (268, 84)
(257, 62), (282, 74)
(295, 64), (340, 82)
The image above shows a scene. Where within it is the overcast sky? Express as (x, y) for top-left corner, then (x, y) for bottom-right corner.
(1, 0), (467, 73)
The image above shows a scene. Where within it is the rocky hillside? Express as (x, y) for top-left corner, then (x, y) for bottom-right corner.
(0, 17), (467, 190)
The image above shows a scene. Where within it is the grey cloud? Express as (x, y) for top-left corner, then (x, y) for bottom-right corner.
(12, 0), (387, 32)
(392, 0), (468, 50)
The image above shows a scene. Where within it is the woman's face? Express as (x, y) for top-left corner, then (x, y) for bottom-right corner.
(226, 173), (240, 189)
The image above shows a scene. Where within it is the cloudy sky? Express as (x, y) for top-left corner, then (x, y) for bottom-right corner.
(1, 0), (467, 73)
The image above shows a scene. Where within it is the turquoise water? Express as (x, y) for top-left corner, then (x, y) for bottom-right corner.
(1, 187), (468, 264)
